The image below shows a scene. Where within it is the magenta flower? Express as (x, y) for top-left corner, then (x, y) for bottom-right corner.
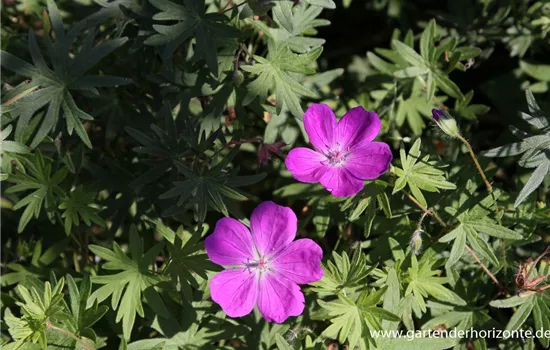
(205, 201), (323, 323)
(285, 104), (392, 197)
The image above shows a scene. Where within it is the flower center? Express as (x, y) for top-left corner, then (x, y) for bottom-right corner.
(245, 256), (271, 273)
(326, 145), (350, 166)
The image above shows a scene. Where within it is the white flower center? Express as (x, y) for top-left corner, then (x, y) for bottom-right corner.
(245, 256), (271, 273)
(325, 144), (350, 166)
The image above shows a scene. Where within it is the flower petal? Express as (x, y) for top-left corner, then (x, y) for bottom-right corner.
(205, 218), (254, 266)
(272, 239), (324, 284)
(285, 147), (327, 183)
(319, 166), (364, 197)
(210, 268), (258, 318)
(336, 106), (381, 149)
(345, 141), (393, 180)
(257, 274), (305, 323)
(250, 201), (297, 256)
(303, 104), (337, 153)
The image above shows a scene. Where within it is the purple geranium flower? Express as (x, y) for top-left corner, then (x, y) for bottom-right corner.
(285, 104), (392, 197)
(205, 201), (323, 323)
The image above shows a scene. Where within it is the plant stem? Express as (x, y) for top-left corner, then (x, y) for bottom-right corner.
(456, 134), (492, 193)
(502, 240), (509, 294)
(47, 321), (93, 350)
(406, 191), (503, 289)
(455, 135), (507, 291)
(465, 245), (503, 289)
(519, 284), (550, 297)
(519, 284), (550, 298)
(417, 211), (429, 230)
(1, 85), (39, 106)
(405, 192), (447, 227)
(221, 0), (248, 13)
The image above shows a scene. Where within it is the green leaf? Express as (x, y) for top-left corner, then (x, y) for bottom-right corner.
(303, 0), (336, 9)
(319, 290), (394, 350)
(395, 85), (442, 135)
(456, 46), (482, 60)
(6, 152), (68, 232)
(392, 139), (456, 206)
(466, 228), (499, 266)
(433, 70), (464, 100)
(273, 1), (294, 33)
(533, 293), (550, 348)
(164, 226), (218, 300)
(65, 274), (108, 341)
(1, 2), (128, 148)
(160, 169), (249, 226)
(483, 91), (550, 207)
(242, 42), (320, 118)
(515, 161), (549, 207)
(490, 296), (530, 308)
(89, 225), (167, 340)
(420, 19), (436, 61)
(446, 224), (466, 268)
(58, 185), (105, 235)
(393, 67), (430, 78)
(312, 249), (375, 296)
(465, 220), (523, 240)
(405, 253), (463, 314)
(146, 0), (240, 75)
(520, 60), (550, 82)
(5, 278), (66, 349)
(275, 334), (293, 350)
(392, 40), (426, 68)
(505, 300), (534, 331)
(525, 89), (546, 128)
(364, 306), (400, 322)
(1, 140), (30, 154)
(247, 1), (329, 53)
(1, 50), (39, 77)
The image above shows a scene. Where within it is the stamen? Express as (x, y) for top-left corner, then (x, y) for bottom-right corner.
(325, 146), (350, 167)
(244, 255), (270, 273)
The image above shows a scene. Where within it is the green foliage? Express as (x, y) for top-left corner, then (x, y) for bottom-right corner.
(158, 221), (218, 300)
(59, 186), (105, 235)
(88, 226), (167, 339)
(146, 0), (241, 73)
(242, 42), (322, 118)
(483, 90), (550, 207)
(312, 249), (375, 296)
(159, 148), (265, 225)
(5, 151), (68, 232)
(0, 125), (30, 180)
(0, 0), (130, 148)
(440, 186), (522, 268)
(403, 251), (464, 314)
(338, 180), (392, 237)
(318, 288), (399, 350)
(2, 0), (550, 349)
(63, 275), (108, 343)
(392, 138), (456, 207)
(5, 278), (66, 349)
(490, 260), (550, 348)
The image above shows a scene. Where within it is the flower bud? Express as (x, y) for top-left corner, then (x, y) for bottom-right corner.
(257, 141), (286, 167)
(432, 108), (460, 138)
(410, 229), (423, 256)
(233, 70), (244, 86)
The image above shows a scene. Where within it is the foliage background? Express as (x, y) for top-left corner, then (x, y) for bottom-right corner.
(1, 0), (550, 349)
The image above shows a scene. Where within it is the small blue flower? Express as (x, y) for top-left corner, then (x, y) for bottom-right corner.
(432, 108), (444, 122)
(431, 108), (460, 138)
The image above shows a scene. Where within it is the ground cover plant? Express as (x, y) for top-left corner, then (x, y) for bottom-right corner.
(1, 0), (550, 349)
